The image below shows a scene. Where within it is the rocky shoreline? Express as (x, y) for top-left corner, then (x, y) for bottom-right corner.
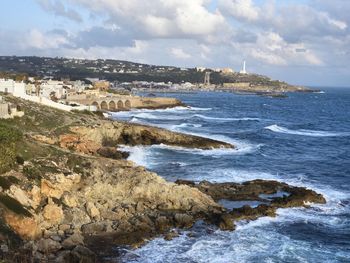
(0, 95), (326, 262)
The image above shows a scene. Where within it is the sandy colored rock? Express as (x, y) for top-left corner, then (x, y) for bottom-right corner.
(43, 203), (64, 225)
(85, 202), (100, 220)
(41, 173), (81, 199)
(62, 193), (78, 208)
(4, 213), (40, 240)
(30, 185), (42, 209)
(30, 134), (57, 145)
(7, 185), (31, 207)
(59, 134), (100, 154)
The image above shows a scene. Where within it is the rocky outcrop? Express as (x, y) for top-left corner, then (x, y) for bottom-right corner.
(67, 121), (234, 151)
(176, 179), (326, 227)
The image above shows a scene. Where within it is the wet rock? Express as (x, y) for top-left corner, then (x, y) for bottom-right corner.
(155, 216), (172, 232)
(97, 147), (129, 159)
(174, 213), (194, 228)
(164, 230), (179, 241)
(218, 213), (235, 231)
(56, 246), (96, 263)
(230, 204), (277, 221)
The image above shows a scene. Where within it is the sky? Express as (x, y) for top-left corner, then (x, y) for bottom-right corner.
(0, 0), (350, 87)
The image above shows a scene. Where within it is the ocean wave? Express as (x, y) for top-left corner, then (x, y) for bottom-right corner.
(192, 114), (260, 122)
(265, 124), (349, 137)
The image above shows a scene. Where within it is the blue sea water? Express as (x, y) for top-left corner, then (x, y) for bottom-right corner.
(111, 88), (350, 263)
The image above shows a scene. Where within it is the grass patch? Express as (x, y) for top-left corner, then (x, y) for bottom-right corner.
(0, 123), (22, 174)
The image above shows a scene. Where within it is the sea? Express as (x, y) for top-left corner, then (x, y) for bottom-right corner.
(110, 88), (350, 263)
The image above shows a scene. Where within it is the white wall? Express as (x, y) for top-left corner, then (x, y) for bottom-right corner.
(0, 79), (15, 93)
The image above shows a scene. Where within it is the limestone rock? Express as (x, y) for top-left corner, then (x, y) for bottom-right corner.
(85, 202), (100, 220)
(7, 185), (31, 207)
(41, 173), (81, 199)
(62, 193), (78, 208)
(174, 213), (194, 228)
(43, 204), (64, 225)
(4, 213), (40, 240)
(59, 134), (100, 154)
(30, 185), (41, 209)
(81, 222), (107, 235)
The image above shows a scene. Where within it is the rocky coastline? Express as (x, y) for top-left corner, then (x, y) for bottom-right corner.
(0, 95), (325, 262)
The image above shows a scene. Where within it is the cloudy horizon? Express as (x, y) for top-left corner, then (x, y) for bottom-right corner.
(1, 0), (350, 87)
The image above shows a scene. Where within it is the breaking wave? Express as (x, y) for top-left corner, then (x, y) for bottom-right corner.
(265, 124), (349, 137)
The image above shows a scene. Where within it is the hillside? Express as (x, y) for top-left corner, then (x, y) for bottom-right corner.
(0, 56), (307, 92)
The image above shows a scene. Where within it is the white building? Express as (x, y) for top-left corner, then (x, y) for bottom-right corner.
(195, 67), (206, 72)
(0, 79), (26, 97)
(40, 80), (67, 99)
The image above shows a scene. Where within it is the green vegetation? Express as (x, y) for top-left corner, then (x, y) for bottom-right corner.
(0, 123), (22, 174)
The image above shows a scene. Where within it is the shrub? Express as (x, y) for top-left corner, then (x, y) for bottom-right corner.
(0, 124), (22, 174)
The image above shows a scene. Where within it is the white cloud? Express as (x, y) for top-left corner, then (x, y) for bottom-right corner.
(218, 0), (259, 21)
(26, 29), (69, 49)
(71, 0), (225, 39)
(170, 48), (191, 59)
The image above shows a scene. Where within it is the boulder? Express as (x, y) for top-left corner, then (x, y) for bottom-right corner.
(36, 238), (62, 253)
(174, 213), (194, 228)
(43, 203), (64, 225)
(85, 202), (100, 220)
(81, 222), (106, 235)
(4, 213), (40, 240)
(7, 185), (31, 207)
(62, 193), (78, 208)
(62, 233), (84, 249)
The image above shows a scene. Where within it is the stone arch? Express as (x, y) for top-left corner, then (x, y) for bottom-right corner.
(117, 100), (124, 109)
(109, 101), (116, 110)
(101, 101), (108, 110)
(125, 100), (131, 108)
(92, 101), (100, 110)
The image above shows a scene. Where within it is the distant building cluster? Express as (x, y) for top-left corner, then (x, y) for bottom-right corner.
(195, 61), (248, 75)
(0, 77), (118, 112)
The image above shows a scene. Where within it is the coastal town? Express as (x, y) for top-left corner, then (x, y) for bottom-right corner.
(0, 74), (184, 118)
(0, 55), (316, 119)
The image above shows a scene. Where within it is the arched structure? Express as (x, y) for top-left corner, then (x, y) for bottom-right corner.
(117, 100), (124, 109)
(92, 101), (100, 110)
(125, 100), (131, 108)
(109, 101), (116, 110)
(101, 101), (108, 110)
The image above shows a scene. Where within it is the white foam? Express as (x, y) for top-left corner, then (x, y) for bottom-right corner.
(120, 146), (149, 167)
(193, 114), (260, 122)
(189, 168), (279, 183)
(265, 124), (349, 137)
